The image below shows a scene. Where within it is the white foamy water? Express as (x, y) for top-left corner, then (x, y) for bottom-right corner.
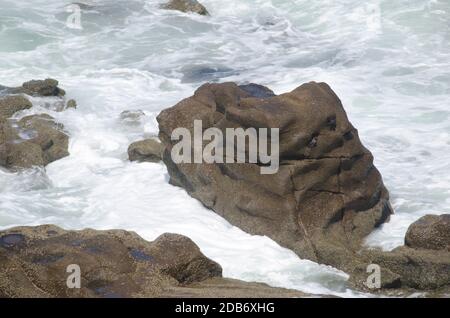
(0, 0), (449, 297)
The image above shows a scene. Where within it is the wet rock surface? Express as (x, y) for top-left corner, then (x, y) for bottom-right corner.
(120, 110), (146, 125)
(157, 82), (450, 292)
(181, 65), (237, 83)
(66, 99), (77, 109)
(157, 81), (393, 271)
(128, 139), (164, 163)
(0, 114), (69, 169)
(0, 95), (32, 118)
(12, 78), (66, 97)
(0, 225), (312, 298)
(162, 0), (209, 16)
(238, 83), (276, 98)
(0, 79), (71, 169)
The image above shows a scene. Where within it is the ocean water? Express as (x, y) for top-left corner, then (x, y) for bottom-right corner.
(0, 0), (449, 297)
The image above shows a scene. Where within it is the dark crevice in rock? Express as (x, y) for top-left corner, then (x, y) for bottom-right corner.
(375, 202), (393, 228)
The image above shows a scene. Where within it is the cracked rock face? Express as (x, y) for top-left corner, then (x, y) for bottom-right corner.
(0, 225), (312, 298)
(157, 82), (393, 272)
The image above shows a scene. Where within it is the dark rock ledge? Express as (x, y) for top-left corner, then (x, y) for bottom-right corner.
(0, 225), (318, 298)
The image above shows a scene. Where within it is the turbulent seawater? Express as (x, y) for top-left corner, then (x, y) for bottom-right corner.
(0, 0), (449, 297)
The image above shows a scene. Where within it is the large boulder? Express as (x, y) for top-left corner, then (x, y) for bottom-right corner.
(128, 139), (164, 163)
(0, 225), (313, 298)
(405, 214), (450, 251)
(157, 82), (393, 274)
(162, 0), (209, 16)
(157, 82), (450, 293)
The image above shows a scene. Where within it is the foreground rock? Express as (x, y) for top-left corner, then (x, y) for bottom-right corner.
(162, 0), (209, 16)
(0, 225), (313, 298)
(0, 79), (71, 169)
(128, 139), (164, 163)
(157, 82), (450, 292)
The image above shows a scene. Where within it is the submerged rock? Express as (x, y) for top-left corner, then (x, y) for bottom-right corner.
(66, 99), (77, 109)
(16, 78), (66, 97)
(120, 110), (146, 125)
(1, 141), (46, 168)
(181, 65), (237, 83)
(162, 0), (209, 16)
(128, 139), (164, 163)
(0, 225), (313, 298)
(238, 83), (276, 99)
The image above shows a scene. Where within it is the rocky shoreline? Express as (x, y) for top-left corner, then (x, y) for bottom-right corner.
(1, 78), (449, 297)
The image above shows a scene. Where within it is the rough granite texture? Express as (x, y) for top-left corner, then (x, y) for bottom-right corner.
(157, 82), (450, 292)
(157, 82), (393, 271)
(0, 225), (314, 298)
